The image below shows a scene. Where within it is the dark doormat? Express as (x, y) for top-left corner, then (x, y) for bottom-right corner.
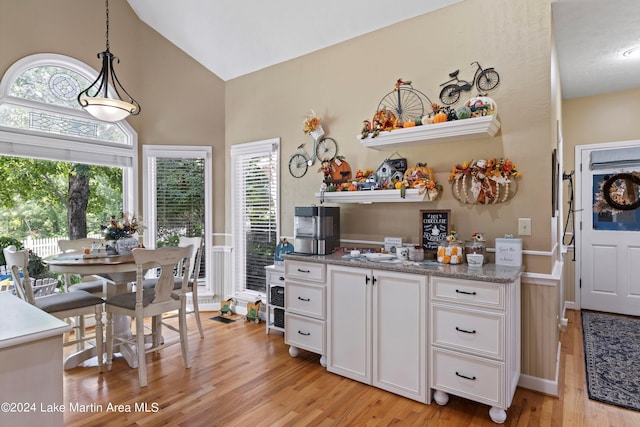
(582, 310), (640, 411)
(210, 315), (236, 324)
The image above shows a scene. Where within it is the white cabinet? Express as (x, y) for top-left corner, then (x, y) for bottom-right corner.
(284, 260), (327, 366)
(327, 264), (428, 403)
(429, 276), (520, 424)
(265, 264), (286, 334)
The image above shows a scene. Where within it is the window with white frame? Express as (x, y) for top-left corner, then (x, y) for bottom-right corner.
(0, 53), (137, 216)
(142, 146), (213, 294)
(230, 138), (279, 297)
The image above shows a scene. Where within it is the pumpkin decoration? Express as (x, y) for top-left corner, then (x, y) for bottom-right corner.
(433, 111), (448, 123)
(456, 105), (472, 120)
(464, 94), (497, 117)
(330, 157), (352, 182)
(402, 163), (440, 201)
(372, 108), (397, 131)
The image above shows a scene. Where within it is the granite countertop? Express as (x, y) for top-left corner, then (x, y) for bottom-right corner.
(282, 252), (523, 284)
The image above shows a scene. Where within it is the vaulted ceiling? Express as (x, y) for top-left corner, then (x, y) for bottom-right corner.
(127, 0), (640, 99)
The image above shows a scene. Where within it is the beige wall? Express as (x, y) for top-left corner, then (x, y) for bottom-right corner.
(226, 0), (556, 275)
(0, 0), (227, 237)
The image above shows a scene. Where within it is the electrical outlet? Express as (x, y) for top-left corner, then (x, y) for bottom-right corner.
(518, 218), (531, 236)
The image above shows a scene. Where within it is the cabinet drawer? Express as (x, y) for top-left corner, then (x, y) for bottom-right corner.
(285, 261), (326, 283)
(431, 348), (504, 408)
(286, 281), (325, 319)
(432, 304), (504, 360)
(267, 269), (286, 286)
(431, 277), (504, 310)
(285, 313), (325, 355)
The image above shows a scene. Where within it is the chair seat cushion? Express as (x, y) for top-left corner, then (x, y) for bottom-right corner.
(106, 289), (179, 310)
(35, 291), (103, 313)
(68, 280), (104, 294)
(142, 276), (191, 291)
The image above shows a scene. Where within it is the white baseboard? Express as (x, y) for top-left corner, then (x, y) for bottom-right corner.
(518, 341), (561, 396)
(519, 374), (559, 396)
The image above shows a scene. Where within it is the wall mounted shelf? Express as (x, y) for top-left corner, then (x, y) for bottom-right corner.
(358, 115), (500, 151)
(315, 188), (437, 204)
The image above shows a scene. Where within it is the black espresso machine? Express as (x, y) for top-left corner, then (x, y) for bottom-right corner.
(294, 205), (340, 255)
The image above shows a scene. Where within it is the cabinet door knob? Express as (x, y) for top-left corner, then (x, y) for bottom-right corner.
(278, 276), (285, 281)
(455, 326), (477, 334)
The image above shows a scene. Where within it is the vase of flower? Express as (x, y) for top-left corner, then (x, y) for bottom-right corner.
(102, 213), (144, 255)
(114, 236), (139, 255)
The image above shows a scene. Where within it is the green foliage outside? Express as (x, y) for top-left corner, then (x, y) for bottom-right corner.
(0, 157), (122, 239)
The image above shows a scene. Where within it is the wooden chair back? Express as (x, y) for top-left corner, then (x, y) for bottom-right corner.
(2, 245), (35, 304)
(177, 236), (202, 283)
(58, 238), (106, 253)
(132, 245), (192, 304)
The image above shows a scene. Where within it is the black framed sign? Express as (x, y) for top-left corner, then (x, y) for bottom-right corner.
(420, 210), (451, 252)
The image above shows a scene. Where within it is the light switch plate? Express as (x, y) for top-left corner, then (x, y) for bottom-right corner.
(518, 218), (531, 236)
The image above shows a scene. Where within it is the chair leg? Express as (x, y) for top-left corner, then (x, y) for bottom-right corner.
(136, 315), (148, 387)
(191, 290), (204, 339)
(94, 307), (104, 373)
(105, 312), (113, 372)
(179, 304), (191, 369)
(77, 315), (86, 352)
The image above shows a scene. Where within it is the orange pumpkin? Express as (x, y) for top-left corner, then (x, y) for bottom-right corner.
(433, 112), (447, 123)
(403, 121), (416, 128)
(404, 163), (435, 183)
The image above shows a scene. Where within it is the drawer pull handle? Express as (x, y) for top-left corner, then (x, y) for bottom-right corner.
(298, 296), (310, 302)
(297, 268), (311, 273)
(455, 372), (477, 381)
(455, 326), (477, 334)
(455, 289), (477, 296)
(298, 330), (311, 336)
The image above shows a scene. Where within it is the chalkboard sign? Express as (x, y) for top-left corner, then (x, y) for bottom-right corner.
(420, 210), (450, 252)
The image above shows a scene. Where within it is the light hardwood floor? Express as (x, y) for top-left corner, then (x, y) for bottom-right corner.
(61, 309), (640, 426)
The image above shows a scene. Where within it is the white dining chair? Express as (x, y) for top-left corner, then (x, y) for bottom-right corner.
(58, 238), (108, 295)
(3, 245), (104, 372)
(104, 245), (192, 387)
(142, 236), (204, 338)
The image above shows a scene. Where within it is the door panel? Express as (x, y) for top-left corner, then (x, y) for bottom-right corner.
(580, 146), (640, 315)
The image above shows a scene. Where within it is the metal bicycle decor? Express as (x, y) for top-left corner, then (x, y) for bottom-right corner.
(377, 79), (433, 123)
(439, 61), (500, 105)
(288, 137), (338, 178)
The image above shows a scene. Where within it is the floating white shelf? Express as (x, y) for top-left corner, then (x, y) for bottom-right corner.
(358, 115), (500, 151)
(315, 188), (435, 204)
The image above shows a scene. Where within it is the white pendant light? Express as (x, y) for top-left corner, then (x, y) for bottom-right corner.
(78, 0), (140, 122)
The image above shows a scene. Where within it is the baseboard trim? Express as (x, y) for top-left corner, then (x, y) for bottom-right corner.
(518, 341), (561, 396)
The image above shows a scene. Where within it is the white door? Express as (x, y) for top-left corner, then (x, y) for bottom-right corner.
(578, 143), (640, 315)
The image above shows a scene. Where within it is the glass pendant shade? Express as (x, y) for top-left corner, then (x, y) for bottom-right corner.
(80, 97), (138, 122)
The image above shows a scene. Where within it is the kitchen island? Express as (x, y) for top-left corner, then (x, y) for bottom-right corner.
(282, 251), (522, 424)
(0, 292), (72, 427)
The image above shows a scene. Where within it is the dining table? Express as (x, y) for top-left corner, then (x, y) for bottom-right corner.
(43, 252), (149, 370)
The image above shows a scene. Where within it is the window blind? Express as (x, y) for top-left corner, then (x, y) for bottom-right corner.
(231, 139), (279, 294)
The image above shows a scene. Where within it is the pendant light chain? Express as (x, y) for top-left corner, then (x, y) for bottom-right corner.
(105, 0), (110, 51)
(77, 0), (141, 121)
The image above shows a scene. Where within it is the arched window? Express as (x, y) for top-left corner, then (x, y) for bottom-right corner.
(0, 53), (136, 213)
